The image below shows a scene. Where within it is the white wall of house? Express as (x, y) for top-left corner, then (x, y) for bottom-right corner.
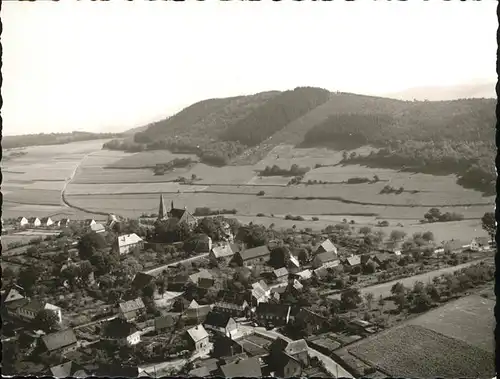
(32, 219), (41, 227)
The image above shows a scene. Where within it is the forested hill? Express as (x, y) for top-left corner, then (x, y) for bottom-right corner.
(102, 87), (496, 194)
(3, 131), (124, 149)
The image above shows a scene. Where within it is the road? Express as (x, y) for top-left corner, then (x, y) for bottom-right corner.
(329, 258), (491, 300)
(61, 152), (93, 208)
(145, 253), (209, 276)
(239, 325), (354, 378)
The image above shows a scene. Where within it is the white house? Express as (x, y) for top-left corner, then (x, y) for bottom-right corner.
(126, 330), (141, 346)
(470, 237), (491, 252)
(90, 223), (106, 234)
(17, 217), (29, 227)
(57, 218), (71, 228)
(28, 217), (41, 228)
(40, 217), (54, 227)
(84, 219), (96, 227)
(115, 233), (144, 255)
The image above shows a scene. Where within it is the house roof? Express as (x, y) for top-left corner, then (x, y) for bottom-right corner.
(211, 244), (234, 259)
(288, 255), (300, 268)
(188, 366), (211, 377)
(251, 286), (267, 300)
(220, 357), (262, 378)
(45, 303), (61, 312)
(273, 267), (289, 278)
(42, 329), (78, 352)
(189, 269), (214, 284)
(2, 285), (25, 303)
(17, 216), (28, 222)
(40, 217), (52, 223)
(84, 219), (96, 225)
(155, 314), (177, 330)
(345, 255), (361, 266)
(131, 272), (155, 290)
(313, 267), (328, 279)
(119, 298), (145, 314)
(105, 319), (138, 338)
(117, 233), (143, 247)
(50, 361), (88, 378)
(186, 325), (209, 343)
(292, 280), (303, 290)
(297, 308), (327, 322)
(285, 339), (308, 355)
(90, 223), (105, 232)
(256, 303), (290, 318)
(372, 252), (395, 262)
(188, 299), (201, 309)
(230, 243), (242, 253)
(317, 239), (337, 253)
(296, 269), (312, 280)
(28, 217), (40, 223)
(238, 245), (270, 262)
(315, 250), (338, 264)
(204, 311), (232, 328)
(184, 305), (212, 320)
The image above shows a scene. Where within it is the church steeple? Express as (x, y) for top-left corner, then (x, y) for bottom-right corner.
(171, 200), (174, 210)
(158, 194), (167, 220)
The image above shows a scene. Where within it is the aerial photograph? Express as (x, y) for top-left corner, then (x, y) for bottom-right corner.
(1, 1), (497, 378)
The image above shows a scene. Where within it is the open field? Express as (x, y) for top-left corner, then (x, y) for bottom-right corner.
(108, 150), (198, 169)
(346, 324), (494, 378)
(407, 294), (495, 353)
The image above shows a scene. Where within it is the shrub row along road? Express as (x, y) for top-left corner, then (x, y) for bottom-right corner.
(329, 258), (491, 301)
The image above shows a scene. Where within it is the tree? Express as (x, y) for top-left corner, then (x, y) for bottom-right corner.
(363, 260), (377, 274)
(89, 250), (119, 276)
(481, 212), (495, 241)
(411, 291), (432, 313)
(390, 282), (406, 296)
(390, 230), (406, 242)
(393, 293), (408, 311)
(359, 226), (372, 235)
(297, 248), (309, 265)
(364, 292), (374, 309)
(33, 309), (59, 333)
(340, 288), (362, 310)
(18, 267), (39, 295)
(424, 208), (442, 223)
(77, 232), (106, 260)
(238, 224), (268, 248)
(269, 246), (288, 268)
(422, 231), (435, 242)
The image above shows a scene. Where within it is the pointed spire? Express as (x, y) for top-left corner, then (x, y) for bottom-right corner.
(171, 200), (174, 210)
(158, 194), (167, 220)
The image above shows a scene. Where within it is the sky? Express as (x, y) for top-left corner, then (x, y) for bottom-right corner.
(3, 1), (497, 136)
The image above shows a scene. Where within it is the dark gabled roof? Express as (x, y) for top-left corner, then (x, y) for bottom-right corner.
(273, 267), (289, 278)
(230, 243), (242, 253)
(204, 311), (232, 328)
(154, 314), (177, 330)
(20, 299), (45, 313)
(297, 308), (327, 322)
(42, 329), (78, 352)
(256, 303), (290, 318)
(50, 361), (88, 378)
(188, 366), (211, 377)
(1, 285), (25, 303)
(238, 245), (270, 261)
(104, 318), (138, 338)
(284, 339), (308, 355)
(220, 357), (262, 378)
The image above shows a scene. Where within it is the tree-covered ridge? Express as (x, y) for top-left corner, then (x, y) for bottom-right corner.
(220, 87), (331, 146)
(3, 131), (123, 149)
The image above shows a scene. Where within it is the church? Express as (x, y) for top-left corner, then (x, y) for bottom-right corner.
(157, 194), (197, 227)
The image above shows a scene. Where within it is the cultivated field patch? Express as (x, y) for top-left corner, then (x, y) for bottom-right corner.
(407, 295), (495, 353)
(4, 189), (61, 206)
(347, 325), (495, 378)
(65, 182), (208, 195)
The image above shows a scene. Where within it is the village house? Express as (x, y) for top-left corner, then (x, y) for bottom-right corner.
(311, 250), (339, 269)
(470, 237), (491, 252)
(250, 281), (271, 306)
(41, 329), (79, 354)
(269, 338), (309, 377)
(209, 243), (235, 262)
(1, 285), (29, 318)
(203, 311), (239, 338)
(189, 269), (215, 288)
(107, 214), (119, 229)
(295, 308), (328, 336)
(90, 223), (106, 234)
(103, 318), (141, 346)
(131, 272), (155, 293)
(443, 239), (465, 254)
(28, 217), (42, 228)
(231, 245), (271, 267)
(158, 194), (198, 226)
(15, 299), (62, 323)
(17, 216), (29, 227)
(220, 357), (263, 378)
(40, 217), (54, 227)
(255, 303), (293, 327)
(214, 291), (250, 318)
(184, 300), (212, 324)
(186, 324), (210, 353)
(287, 255), (301, 271)
(118, 298), (146, 321)
(154, 314), (178, 333)
(272, 267), (289, 282)
(114, 233), (144, 255)
(49, 361), (88, 378)
(316, 239), (338, 255)
(312, 266), (328, 280)
(295, 269), (313, 281)
(84, 219), (96, 227)
(154, 291), (184, 310)
(57, 218), (71, 228)
(371, 252), (396, 268)
(342, 255), (361, 268)
(348, 318), (377, 336)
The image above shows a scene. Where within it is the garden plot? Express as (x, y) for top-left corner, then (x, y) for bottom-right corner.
(346, 325), (494, 378)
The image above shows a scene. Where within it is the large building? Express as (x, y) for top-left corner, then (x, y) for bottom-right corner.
(157, 194), (197, 226)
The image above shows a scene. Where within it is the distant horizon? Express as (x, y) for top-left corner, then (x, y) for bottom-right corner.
(3, 1), (496, 136)
(3, 81), (496, 137)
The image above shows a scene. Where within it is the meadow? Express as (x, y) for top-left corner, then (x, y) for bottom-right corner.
(108, 150), (198, 169)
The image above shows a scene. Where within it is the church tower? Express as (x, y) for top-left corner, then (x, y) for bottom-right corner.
(158, 194), (167, 220)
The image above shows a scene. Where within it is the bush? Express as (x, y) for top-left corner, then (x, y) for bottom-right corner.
(256, 213), (266, 217)
(257, 191), (265, 196)
(312, 217), (319, 221)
